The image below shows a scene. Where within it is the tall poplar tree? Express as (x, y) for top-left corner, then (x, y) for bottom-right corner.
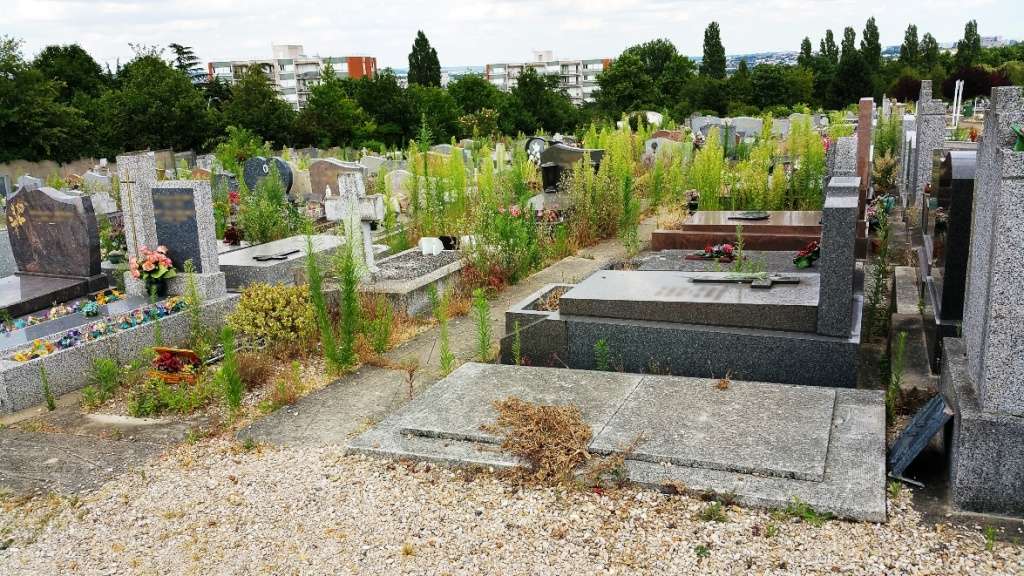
(408, 30), (441, 87)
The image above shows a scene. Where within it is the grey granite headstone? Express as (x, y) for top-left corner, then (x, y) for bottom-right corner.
(816, 177), (860, 337)
(152, 185), (204, 272)
(430, 144), (453, 155)
(88, 191), (118, 215)
(82, 170), (112, 192)
(359, 155), (388, 173)
(911, 81), (947, 207)
(962, 85), (1024, 417)
(115, 151), (159, 259)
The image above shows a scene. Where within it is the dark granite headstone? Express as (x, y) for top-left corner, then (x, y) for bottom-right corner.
(153, 187), (203, 273)
(541, 163), (562, 192)
(932, 150), (976, 323)
(242, 156), (293, 195)
(6, 186), (100, 278)
(0, 175), (9, 199)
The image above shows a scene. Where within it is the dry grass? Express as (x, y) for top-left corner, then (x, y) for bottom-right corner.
(656, 206), (690, 230)
(534, 286), (570, 312)
(236, 352), (276, 391)
(483, 396), (592, 484)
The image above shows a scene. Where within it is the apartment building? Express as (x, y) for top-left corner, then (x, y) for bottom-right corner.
(485, 51), (611, 104)
(207, 44), (377, 109)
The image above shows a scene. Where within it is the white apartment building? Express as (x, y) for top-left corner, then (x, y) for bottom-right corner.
(207, 45), (377, 110)
(485, 51), (611, 104)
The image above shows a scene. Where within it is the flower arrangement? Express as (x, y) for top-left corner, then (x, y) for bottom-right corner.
(0, 290), (123, 334)
(687, 242), (735, 263)
(793, 240), (821, 269)
(11, 298), (185, 362)
(149, 347), (201, 384)
(129, 246), (177, 283)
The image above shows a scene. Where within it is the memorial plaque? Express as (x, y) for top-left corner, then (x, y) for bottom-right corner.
(5, 186), (100, 278)
(153, 187), (203, 272)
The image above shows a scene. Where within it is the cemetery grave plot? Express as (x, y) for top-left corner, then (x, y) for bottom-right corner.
(219, 234), (345, 291)
(349, 363), (886, 522)
(360, 248), (465, 317)
(652, 210), (825, 251)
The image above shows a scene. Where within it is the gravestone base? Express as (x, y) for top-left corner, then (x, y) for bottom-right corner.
(219, 235), (344, 292)
(940, 338), (1024, 517)
(0, 273), (109, 319)
(0, 294), (238, 415)
(124, 272), (227, 301)
(500, 282), (863, 388)
(361, 249), (465, 317)
(349, 363), (886, 522)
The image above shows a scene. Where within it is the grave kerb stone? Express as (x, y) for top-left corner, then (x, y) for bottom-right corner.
(816, 177), (860, 337)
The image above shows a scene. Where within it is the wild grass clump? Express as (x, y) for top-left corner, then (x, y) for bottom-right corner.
(484, 396), (592, 484)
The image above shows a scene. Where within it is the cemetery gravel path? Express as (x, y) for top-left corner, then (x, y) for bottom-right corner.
(1, 442), (1021, 575)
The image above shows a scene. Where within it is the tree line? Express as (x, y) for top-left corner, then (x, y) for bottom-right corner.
(2, 21), (1021, 164)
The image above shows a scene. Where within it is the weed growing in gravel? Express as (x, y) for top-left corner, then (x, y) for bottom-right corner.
(472, 288), (491, 362)
(335, 237), (361, 369)
(764, 522), (779, 538)
(512, 320), (522, 366)
(698, 502), (729, 522)
(985, 526), (998, 551)
(430, 287), (455, 375)
(887, 480), (904, 500)
(307, 235), (343, 372)
(784, 497), (832, 526)
(887, 331), (907, 423)
(218, 327), (244, 414)
(40, 365), (55, 411)
(694, 544), (711, 559)
(81, 357), (122, 408)
(259, 362), (304, 414)
(366, 295), (394, 354)
(183, 260), (212, 361)
(594, 339), (610, 371)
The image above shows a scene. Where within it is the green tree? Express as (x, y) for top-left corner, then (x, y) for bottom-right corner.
(700, 22), (727, 79)
(501, 67), (577, 134)
(596, 39), (695, 119)
(346, 68), (417, 147)
(408, 30), (441, 87)
(295, 63), (372, 148)
(798, 37), (814, 68)
(168, 43), (202, 80)
(830, 27), (872, 108)
(408, 84), (461, 142)
(31, 44), (106, 102)
(861, 17), (882, 74)
(447, 74), (503, 114)
(728, 59), (753, 108)
(820, 30), (839, 65)
(899, 24), (919, 67)
(955, 20), (982, 70)
(223, 65), (294, 147)
(920, 32), (941, 71)
(0, 36), (88, 162)
(96, 55), (211, 155)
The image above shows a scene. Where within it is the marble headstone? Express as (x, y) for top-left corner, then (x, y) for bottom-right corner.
(309, 158), (365, 202)
(5, 186), (101, 279)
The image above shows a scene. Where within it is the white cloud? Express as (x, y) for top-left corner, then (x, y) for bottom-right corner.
(7, 0), (1022, 68)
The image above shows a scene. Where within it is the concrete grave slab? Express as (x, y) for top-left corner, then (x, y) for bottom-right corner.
(348, 363), (886, 522)
(398, 363), (643, 444)
(219, 234), (343, 291)
(590, 375), (835, 482)
(558, 270), (820, 333)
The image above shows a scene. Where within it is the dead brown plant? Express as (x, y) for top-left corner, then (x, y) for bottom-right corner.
(483, 396), (592, 484)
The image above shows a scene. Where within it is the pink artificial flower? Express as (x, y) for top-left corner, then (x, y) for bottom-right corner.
(721, 244), (734, 255)
(130, 268), (141, 279)
(156, 246), (168, 255)
(128, 257), (138, 269)
(510, 206), (522, 217)
(142, 261), (155, 272)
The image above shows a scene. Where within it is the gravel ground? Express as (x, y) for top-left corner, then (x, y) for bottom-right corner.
(2, 442), (1021, 576)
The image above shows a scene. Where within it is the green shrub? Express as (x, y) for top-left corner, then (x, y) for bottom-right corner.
(227, 283), (315, 346)
(81, 357), (121, 408)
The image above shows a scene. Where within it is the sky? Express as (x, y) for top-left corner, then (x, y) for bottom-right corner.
(6, 0), (1023, 69)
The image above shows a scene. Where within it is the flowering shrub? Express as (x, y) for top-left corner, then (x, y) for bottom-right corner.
(129, 246), (177, 283)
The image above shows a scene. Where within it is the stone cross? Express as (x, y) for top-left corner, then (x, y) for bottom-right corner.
(333, 172), (385, 277)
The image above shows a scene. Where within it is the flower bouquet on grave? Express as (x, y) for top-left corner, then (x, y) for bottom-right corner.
(687, 242), (735, 263)
(129, 246), (177, 298)
(149, 347), (201, 385)
(793, 240), (820, 269)
(13, 339), (55, 362)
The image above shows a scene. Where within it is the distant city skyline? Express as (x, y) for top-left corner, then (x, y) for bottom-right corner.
(7, 0), (1022, 70)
